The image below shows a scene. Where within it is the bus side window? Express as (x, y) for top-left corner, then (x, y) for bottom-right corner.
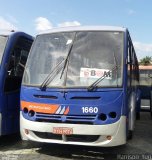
(4, 37), (32, 92)
(15, 50), (29, 77)
(7, 53), (15, 76)
(127, 38), (132, 89)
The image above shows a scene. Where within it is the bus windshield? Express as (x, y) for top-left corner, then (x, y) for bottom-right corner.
(0, 35), (8, 64)
(23, 31), (124, 88)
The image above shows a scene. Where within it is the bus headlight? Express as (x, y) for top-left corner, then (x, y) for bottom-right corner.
(28, 110), (35, 117)
(109, 112), (117, 119)
(23, 107), (28, 114)
(99, 113), (107, 121)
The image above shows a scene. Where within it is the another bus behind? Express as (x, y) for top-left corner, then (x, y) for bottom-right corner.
(0, 30), (33, 136)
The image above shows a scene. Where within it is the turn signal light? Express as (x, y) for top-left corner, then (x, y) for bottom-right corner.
(25, 129), (29, 135)
(106, 135), (112, 140)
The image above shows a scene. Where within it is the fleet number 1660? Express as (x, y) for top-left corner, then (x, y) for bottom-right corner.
(82, 107), (98, 113)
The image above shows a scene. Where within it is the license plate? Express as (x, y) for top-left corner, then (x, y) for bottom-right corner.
(53, 127), (73, 135)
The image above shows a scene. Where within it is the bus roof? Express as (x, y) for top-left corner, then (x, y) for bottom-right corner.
(0, 30), (34, 40)
(39, 26), (127, 35)
(139, 65), (152, 70)
(0, 30), (33, 37)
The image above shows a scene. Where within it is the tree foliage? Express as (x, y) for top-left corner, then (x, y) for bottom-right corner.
(139, 56), (152, 65)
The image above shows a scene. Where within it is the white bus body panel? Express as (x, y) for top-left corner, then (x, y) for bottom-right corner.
(20, 112), (126, 147)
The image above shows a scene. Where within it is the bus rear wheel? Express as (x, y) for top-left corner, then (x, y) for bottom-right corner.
(127, 130), (133, 140)
(136, 112), (140, 120)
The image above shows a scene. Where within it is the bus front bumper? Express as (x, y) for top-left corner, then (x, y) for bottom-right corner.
(20, 112), (126, 147)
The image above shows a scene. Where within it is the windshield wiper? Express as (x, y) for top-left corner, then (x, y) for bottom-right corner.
(87, 74), (106, 91)
(39, 33), (76, 91)
(40, 58), (65, 91)
(87, 65), (118, 91)
(87, 67), (115, 91)
(88, 51), (119, 91)
(60, 33), (76, 80)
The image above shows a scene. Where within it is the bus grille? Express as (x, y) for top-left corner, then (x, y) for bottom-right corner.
(35, 113), (96, 125)
(34, 131), (99, 143)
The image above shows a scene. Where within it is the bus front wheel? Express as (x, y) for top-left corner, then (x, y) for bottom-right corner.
(136, 112), (140, 120)
(127, 130), (133, 140)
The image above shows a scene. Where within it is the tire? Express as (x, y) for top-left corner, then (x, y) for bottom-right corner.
(127, 130), (133, 140)
(128, 93), (136, 130)
(128, 93), (135, 140)
(136, 112), (140, 120)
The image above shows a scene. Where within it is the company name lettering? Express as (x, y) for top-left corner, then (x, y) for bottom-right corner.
(29, 105), (51, 110)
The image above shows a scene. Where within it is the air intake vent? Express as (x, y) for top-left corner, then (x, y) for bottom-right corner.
(70, 96), (100, 100)
(34, 95), (58, 99)
(35, 113), (96, 125)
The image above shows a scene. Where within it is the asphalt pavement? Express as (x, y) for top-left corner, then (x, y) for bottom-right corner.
(0, 112), (152, 160)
